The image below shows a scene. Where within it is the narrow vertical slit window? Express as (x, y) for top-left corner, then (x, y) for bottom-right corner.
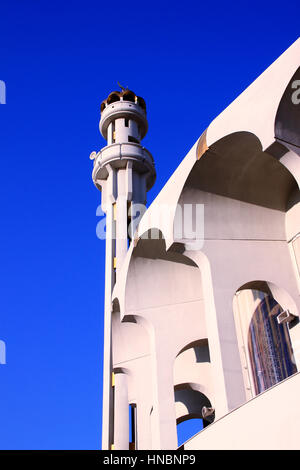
(129, 403), (137, 450)
(112, 203), (117, 281)
(127, 201), (132, 247)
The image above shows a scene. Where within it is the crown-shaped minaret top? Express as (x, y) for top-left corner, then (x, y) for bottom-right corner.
(91, 87), (155, 194)
(100, 89), (147, 144)
(100, 89), (148, 141)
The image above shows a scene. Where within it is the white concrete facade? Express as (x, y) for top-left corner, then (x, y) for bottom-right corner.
(91, 39), (300, 450)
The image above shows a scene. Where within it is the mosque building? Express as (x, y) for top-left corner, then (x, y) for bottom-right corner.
(90, 38), (300, 450)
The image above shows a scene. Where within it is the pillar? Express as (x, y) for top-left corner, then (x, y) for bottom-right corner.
(114, 373), (129, 450)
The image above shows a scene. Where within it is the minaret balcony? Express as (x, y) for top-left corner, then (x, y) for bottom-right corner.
(92, 142), (155, 185)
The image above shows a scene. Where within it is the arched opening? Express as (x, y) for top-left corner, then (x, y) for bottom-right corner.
(174, 338), (213, 405)
(233, 284), (297, 398)
(174, 385), (214, 447)
(122, 91), (135, 103)
(175, 129), (300, 413)
(248, 293), (296, 394)
(123, 233), (210, 449)
(111, 305), (152, 450)
(107, 92), (120, 105)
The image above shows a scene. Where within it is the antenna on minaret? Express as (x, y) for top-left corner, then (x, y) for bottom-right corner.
(117, 81), (128, 91)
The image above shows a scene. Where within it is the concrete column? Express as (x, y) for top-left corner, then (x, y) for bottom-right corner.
(184, 250), (243, 418)
(116, 194), (128, 274)
(114, 373), (129, 450)
(129, 170), (147, 240)
(115, 118), (128, 143)
(213, 291), (246, 411)
(136, 403), (152, 450)
(233, 292), (255, 400)
(107, 123), (113, 145)
(151, 332), (178, 450)
(116, 169), (128, 276)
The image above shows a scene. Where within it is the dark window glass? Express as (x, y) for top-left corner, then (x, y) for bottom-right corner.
(248, 295), (296, 394)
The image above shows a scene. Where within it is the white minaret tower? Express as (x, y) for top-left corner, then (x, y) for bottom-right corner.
(91, 87), (156, 450)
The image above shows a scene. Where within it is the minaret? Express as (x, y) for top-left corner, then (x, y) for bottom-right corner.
(91, 87), (156, 450)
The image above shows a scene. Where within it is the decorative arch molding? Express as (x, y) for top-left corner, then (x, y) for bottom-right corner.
(111, 308), (152, 371)
(181, 131), (297, 212)
(121, 125), (299, 277)
(137, 131), (299, 248)
(127, 41), (300, 252)
(149, 129), (299, 252)
(205, 40), (300, 152)
(121, 231), (201, 321)
(174, 336), (213, 410)
(174, 382), (206, 395)
(112, 229), (199, 321)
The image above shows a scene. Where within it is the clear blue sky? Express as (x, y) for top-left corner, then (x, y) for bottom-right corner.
(0, 0), (298, 450)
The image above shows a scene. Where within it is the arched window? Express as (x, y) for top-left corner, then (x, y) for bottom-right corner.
(248, 293), (297, 394)
(122, 91), (135, 103)
(107, 92), (120, 105)
(129, 403), (137, 450)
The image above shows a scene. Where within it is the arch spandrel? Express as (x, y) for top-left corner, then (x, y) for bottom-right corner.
(205, 39), (300, 152)
(113, 40), (300, 292)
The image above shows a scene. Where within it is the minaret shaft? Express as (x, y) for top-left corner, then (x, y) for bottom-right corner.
(91, 88), (155, 450)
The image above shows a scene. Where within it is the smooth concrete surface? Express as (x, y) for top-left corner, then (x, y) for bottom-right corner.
(184, 372), (300, 450)
(114, 373), (129, 450)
